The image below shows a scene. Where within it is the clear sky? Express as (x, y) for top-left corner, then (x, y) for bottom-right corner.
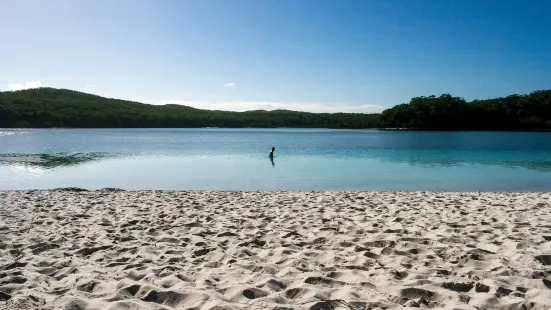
(1, 0), (550, 113)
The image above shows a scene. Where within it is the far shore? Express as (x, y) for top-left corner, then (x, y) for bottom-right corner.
(2, 127), (551, 132)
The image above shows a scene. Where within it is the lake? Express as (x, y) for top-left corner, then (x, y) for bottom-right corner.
(0, 128), (550, 191)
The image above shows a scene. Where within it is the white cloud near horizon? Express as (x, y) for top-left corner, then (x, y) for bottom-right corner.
(161, 100), (384, 114)
(222, 82), (235, 87)
(7, 81), (42, 91)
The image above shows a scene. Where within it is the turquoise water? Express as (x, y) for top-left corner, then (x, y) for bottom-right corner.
(0, 128), (550, 191)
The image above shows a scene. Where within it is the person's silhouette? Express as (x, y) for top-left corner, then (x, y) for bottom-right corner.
(269, 147), (275, 167)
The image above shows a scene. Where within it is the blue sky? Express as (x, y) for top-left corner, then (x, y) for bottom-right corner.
(1, 0), (550, 113)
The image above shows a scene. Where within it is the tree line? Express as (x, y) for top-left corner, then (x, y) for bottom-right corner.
(379, 90), (551, 130)
(0, 88), (379, 128)
(1, 87), (550, 129)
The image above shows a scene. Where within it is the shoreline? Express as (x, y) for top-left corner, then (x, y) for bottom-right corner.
(3, 127), (551, 132)
(3, 188), (551, 194)
(1, 190), (550, 309)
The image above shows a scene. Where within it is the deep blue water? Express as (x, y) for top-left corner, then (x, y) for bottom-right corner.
(0, 128), (550, 191)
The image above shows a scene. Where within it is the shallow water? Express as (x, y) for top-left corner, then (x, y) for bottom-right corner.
(0, 128), (550, 191)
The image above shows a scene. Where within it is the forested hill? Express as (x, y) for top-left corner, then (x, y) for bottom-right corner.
(0, 88), (380, 128)
(379, 90), (551, 130)
(3, 88), (550, 130)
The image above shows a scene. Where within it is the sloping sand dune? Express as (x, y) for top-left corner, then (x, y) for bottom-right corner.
(1, 190), (551, 309)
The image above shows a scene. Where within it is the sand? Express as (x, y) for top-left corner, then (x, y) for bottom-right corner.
(1, 190), (551, 310)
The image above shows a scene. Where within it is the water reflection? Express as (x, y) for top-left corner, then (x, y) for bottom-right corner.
(9, 164), (44, 178)
(0, 151), (550, 173)
(382, 156), (551, 172)
(0, 153), (115, 169)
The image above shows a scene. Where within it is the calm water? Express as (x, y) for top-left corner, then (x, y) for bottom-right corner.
(0, 129), (550, 191)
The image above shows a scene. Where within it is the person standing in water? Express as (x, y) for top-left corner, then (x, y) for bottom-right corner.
(269, 147), (275, 166)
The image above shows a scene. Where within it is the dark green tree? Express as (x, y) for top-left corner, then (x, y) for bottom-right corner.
(379, 90), (551, 130)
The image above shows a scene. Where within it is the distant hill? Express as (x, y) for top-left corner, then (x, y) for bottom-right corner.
(0, 88), (380, 128)
(4, 87), (547, 130)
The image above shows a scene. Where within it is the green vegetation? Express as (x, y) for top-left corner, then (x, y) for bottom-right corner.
(0, 88), (379, 128)
(2, 88), (550, 130)
(379, 90), (551, 130)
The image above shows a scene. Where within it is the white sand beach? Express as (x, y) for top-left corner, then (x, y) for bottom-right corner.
(1, 190), (551, 309)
